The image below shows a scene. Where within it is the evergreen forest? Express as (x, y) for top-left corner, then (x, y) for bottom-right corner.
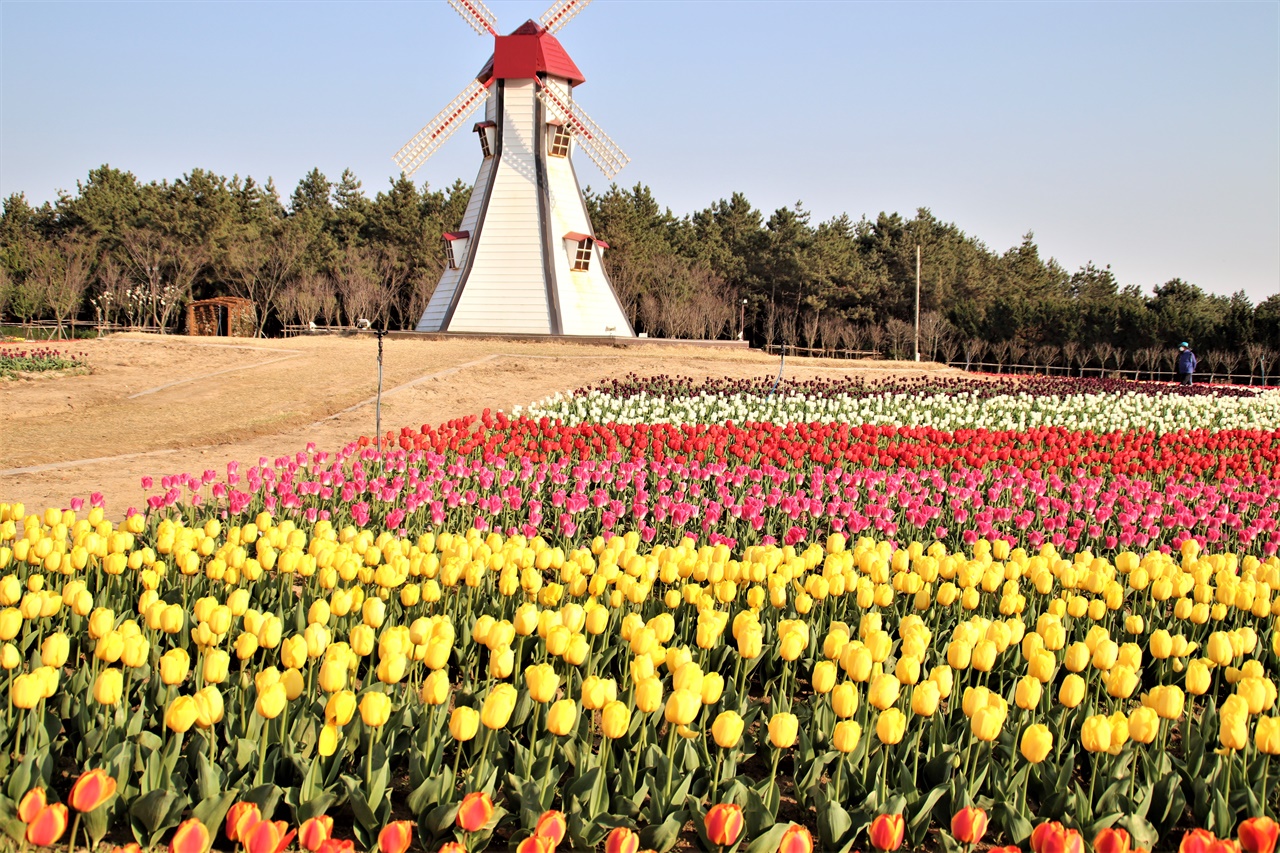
(2, 165), (1277, 379)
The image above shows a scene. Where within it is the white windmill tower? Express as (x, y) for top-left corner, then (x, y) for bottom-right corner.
(396, 0), (634, 337)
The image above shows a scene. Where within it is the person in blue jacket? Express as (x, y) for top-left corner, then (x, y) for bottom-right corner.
(1176, 342), (1197, 386)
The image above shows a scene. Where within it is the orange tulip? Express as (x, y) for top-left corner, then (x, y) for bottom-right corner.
(246, 820), (296, 853)
(26, 804), (69, 847)
(777, 825), (814, 853)
(69, 769), (118, 813)
(1180, 830), (1219, 853)
(516, 837), (554, 853)
(1095, 827), (1132, 853)
(377, 821), (413, 853)
(299, 817), (334, 853)
(951, 807), (988, 846)
(706, 804), (745, 847)
(869, 814), (905, 851)
(534, 811), (567, 848)
(1031, 822), (1084, 853)
(111, 845), (142, 853)
(18, 788), (47, 824)
(226, 802), (262, 843)
(436, 844), (467, 853)
(605, 827), (640, 853)
(317, 840), (355, 853)
(169, 818), (210, 853)
(456, 792), (494, 833)
(1240, 818), (1280, 853)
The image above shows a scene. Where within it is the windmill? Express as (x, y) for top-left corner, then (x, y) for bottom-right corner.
(397, 0), (634, 337)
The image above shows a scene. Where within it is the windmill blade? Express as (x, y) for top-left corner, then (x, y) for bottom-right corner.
(539, 0), (590, 34)
(394, 80), (491, 178)
(537, 80), (629, 179)
(448, 0), (498, 35)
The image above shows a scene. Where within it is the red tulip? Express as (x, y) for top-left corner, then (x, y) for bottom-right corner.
(605, 827), (640, 853)
(869, 814), (905, 851)
(1241, 818), (1280, 853)
(516, 836), (554, 853)
(111, 844), (142, 853)
(377, 821), (413, 853)
(226, 802), (262, 842)
(534, 811), (567, 848)
(26, 804), (69, 847)
(69, 769), (118, 813)
(169, 818), (211, 853)
(456, 792), (494, 833)
(776, 825), (813, 853)
(19, 788), (48, 824)
(1095, 828), (1132, 853)
(706, 804), (745, 847)
(299, 817), (334, 853)
(951, 807), (988, 845)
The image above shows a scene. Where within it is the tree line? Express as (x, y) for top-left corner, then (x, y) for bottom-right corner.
(2, 164), (1277, 377)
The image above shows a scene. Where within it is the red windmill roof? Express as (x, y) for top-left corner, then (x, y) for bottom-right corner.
(477, 20), (585, 87)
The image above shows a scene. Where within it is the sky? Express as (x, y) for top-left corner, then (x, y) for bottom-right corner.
(1, 0), (1277, 304)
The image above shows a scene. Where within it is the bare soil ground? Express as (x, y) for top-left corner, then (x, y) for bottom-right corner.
(1, 333), (961, 516)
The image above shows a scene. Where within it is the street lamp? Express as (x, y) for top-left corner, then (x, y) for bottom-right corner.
(739, 298), (747, 341)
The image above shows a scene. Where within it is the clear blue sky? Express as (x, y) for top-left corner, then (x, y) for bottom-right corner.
(2, 0), (1277, 303)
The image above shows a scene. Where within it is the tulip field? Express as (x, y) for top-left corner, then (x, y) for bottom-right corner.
(0, 373), (1278, 853)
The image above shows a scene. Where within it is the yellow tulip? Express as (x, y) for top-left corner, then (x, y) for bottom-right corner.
(1128, 706), (1159, 744)
(525, 663), (561, 704)
(40, 633), (69, 667)
(450, 706), (479, 741)
(602, 700), (631, 739)
(256, 683), (287, 719)
(165, 696), (199, 733)
(876, 708), (906, 745)
(420, 670), (450, 706)
(1020, 724), (1052, 763)
(1015, 676), (1042, 710)
(93, 668), (123, 705)
(1058, 673), (1086, 708)
(664, 689), (700, 726)
(547, 698), (578, 736)
(481, 683), (517, 729)
(359, 691), (392, 727)
(326, 690), (357, 726)
(833, 719), (862, 753)
(1081, 714), (1112, 753)
(711, 710), (744, 748)
(159, 649), (190, 686)
(768, 712), (799, 748)
(868, 674), (899, 711)
(911, 681), (940, 717)
(831, 682), (858, 718)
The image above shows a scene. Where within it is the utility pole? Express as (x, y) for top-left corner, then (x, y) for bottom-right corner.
(914, 245), (921, 362)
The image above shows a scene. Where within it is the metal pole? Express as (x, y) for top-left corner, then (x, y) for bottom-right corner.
(375, 329), (384, 451)
(914, 245), (921, 362)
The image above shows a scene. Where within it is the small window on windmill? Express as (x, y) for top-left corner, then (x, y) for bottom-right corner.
(442, 231), (470, 270)
(548, 120), (572, 158)
(473, 122), (496, 158)
(564, 232), (607, 273)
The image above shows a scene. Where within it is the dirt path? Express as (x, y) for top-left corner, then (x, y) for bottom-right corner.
(1, 333), (960, 516)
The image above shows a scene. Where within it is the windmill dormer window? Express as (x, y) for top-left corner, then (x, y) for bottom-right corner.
(473, 122), (496, 158)
(548, 121), (572, 158)
(564, 232), (607, 272)
(443, 231), (470, 270)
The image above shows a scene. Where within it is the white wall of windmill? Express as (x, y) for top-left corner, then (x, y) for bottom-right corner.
(416, 151), (497, 332)
(448, 79), (553, 334)
(545, 121), (633, 337)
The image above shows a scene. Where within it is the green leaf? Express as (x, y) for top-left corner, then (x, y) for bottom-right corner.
(746, 823), (793, 853)
(128, 789), (188, 847)
(190, 791), (239, 838)
(639, 812), (684, 853)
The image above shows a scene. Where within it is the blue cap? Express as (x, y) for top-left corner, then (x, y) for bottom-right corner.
(1180, 342), (1189, 348)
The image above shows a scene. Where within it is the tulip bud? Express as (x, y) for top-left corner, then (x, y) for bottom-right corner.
(868, 814), (904, 851)
(546, 698), (578, 736)
(481, 683), (517, 729)
(833, 719), (862, 753)
(768, 712), (799, 749)
(711, 710), (744, 749)
(951, 807), (987, 846)
(601, 700), (631, 739)
(359, 691), (392, 727)
(1020, 723), (1053, 763)
(456, 792), (494, 833)
(94, 669), (124, 705)
(705, 804), (744, 847)
(450, 706), (479, 742)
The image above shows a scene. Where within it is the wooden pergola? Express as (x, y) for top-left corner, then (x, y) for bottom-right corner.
(187, 297), (256, 337)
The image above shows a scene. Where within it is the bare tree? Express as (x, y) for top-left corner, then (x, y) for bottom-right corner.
(1062, 341), (1083, 377)
(990, 340), (1013, 373)
(120, 227), (168, 330)
(222, 226), (307, 336)
(1245, 343), (1273, 386)
(91, 256), (129, 329)
(865, 324), (886, 358)
(639, 293), (662, 337)
(817, 314), (845, 356)
(962, 338), (985, 371)
(780, 309), (798, 354)
(335, 245), (393, 328)
(763, 302), (779, 350)
(883, 317), (914, 360)
(163, 241), (208, 333)
(1030, 345), (1057, 374)
(939, 336), (961, 367)
(1093, 342), (1119, 377)
(280, 272), (337, 326)
(801, 310), (821, 353)
(31, 232), (95, 339)
(917, 311), (952, 362)
(1008, 342), (1026, 374)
